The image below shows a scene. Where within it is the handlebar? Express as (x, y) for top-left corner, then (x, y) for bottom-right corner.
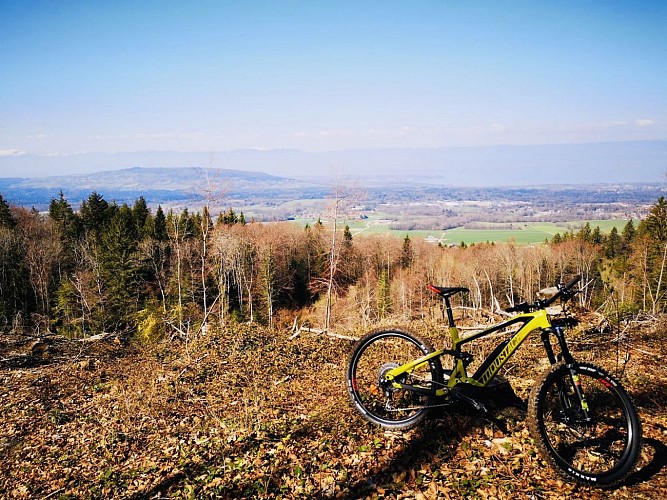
(505, 275), (580, 313)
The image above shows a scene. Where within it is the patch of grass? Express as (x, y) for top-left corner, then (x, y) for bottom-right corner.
(290, 217), (634, 245)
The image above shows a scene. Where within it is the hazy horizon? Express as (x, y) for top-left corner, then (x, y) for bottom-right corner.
(1, 140), (666, 187)
(2, 1), (666, 179)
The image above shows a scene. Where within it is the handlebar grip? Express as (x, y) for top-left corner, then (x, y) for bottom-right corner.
(564, 275), (581, 291)
(541, 275), (581, 307)
(505, 302), (529, 313)
(505, 276), (581, 313)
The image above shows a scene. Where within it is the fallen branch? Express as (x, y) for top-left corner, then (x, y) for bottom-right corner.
(631, 347), (662, 358)
(274, 375), (291, 386)
(42, 487), (65, 500)
(289, 329), (301, 341)
(166, 319), (190, 340)
(298, 327), (359, 342)
(77, 332), (114, 342)
(0, 353), (46, 368)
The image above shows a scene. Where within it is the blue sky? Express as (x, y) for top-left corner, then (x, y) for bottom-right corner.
(1, 0), (666, 167)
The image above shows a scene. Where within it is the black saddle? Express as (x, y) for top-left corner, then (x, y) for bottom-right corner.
(427, 285), (469, 299)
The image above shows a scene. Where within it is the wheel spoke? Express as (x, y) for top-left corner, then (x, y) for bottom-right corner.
(529, 362), (642, 487)
(347, 329), (442, 429)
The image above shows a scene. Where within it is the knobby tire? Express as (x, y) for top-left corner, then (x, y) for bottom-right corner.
(346, 328), (444, 429)
(528, 362), (642, 488)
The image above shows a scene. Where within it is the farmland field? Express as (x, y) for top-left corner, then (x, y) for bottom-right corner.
(289, 218), (633, 245)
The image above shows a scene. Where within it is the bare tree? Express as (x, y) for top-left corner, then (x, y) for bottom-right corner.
(166, 210), (192, 334)
(322, 179), (364, 330)
(140, 238), (170, 312)
(15, 209), (62, 329)
(193, 164), (228, 332)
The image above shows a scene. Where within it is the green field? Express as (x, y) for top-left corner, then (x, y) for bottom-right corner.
(290, 218), (633, 245)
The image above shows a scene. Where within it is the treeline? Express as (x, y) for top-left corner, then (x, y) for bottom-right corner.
(548, 198), (667, 315)
(1, 191), (665, 338)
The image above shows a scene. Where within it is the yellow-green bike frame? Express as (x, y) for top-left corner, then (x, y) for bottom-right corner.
(385, 297), (554, 398)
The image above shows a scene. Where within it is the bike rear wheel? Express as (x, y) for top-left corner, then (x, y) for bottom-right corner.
(528, 362), (642, 488)
(346, 328), (444, 429)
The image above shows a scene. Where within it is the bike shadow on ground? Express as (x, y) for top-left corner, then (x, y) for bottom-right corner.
(625, 437), (667, 487)
(624, 382), (667, 486)
(346, 412), (474, 498)
(347, 385), (527, 498)
(347, 415), (667, 498)
(346, 380), (667, 497)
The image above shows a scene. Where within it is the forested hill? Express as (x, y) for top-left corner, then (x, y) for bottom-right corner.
(1, 165), (665, 215)
(0, 166), (323, 209)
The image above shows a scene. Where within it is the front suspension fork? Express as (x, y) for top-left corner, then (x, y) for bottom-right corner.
(541, 325), (575, 365)
(541, 326), (591, 420)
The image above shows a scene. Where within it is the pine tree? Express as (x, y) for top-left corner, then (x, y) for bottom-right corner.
(605, 226), (621, 259)
(642, 196), (667, 242)
(100, 204), (141, 331)
(400, 235), (414, 269)
(621, 220), (636, 252)
(0, 218), (28, 324)
(49, 191), (81, 241)
(577, 222), (592, 242)
(288, 249), (312, 308)
(80, 192), (111, 238)
(153, 206), (168, 241)
(377, 269), (392, 319)
(0, 193), (16, 229)
(141, 204), (171, 313)
(218, 208), (238, 225)
(175, 208), (195, 239)
(343, 225), (353, 247)
(132, 196), (150, 238)
(637, 197), (667, 313)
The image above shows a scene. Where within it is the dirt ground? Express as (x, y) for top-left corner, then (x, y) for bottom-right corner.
(1, 315), (665, 499)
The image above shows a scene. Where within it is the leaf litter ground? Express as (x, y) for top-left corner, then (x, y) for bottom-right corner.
(1, 317), (665, 499)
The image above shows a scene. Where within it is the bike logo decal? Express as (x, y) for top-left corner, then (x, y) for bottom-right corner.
(479, 332), (524, 385)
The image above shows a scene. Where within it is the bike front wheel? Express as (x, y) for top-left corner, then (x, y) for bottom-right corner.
(528, 362), (642, 488)
(346, 328), (444, 429)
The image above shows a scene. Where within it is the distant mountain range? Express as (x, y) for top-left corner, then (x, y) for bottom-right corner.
(1, 140), (666, 186)
(1, 140), (666, 210)
(0, 166), (326, 210)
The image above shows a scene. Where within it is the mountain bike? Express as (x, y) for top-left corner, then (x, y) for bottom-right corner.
(345, 276), (642, 488)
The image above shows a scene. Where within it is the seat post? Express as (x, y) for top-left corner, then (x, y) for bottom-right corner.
(444, 296), (456, 328)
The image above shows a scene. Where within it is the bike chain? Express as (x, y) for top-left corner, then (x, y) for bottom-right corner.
(383, 373), (460, 412)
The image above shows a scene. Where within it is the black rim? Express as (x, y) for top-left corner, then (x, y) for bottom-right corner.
(539, 367), (635, 482)
(348, 332), (436, 426)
